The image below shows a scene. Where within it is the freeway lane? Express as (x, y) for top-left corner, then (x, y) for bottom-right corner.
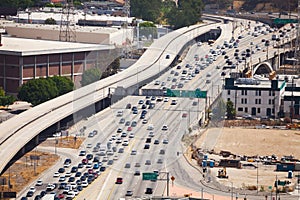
(0, 18), (226, 175)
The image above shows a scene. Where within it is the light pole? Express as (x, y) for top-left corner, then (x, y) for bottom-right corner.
(257, 160), (259, 193)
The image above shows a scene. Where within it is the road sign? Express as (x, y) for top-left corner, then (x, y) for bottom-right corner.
(273, 18), (297, 24)
(171, 176), (175, 181)
(142, 172), (158, 181)
(166, 89), (207, 98)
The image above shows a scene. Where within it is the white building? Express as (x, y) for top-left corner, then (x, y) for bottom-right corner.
(222, 78), (286, 118)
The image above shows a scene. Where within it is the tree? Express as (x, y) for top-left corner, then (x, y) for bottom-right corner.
(166, 0), (204, 29)
(109, 57), (120, 74)
(131, 0), (162, 23)
(81, 68), (102, 87)
(45, 17), (56, 25)
(18, 78), (59, 106)
(0, 87), (15, 107)
(139, 21), (158, 40)
(50, 76), (74, 96)
(226, 100), (236, 120)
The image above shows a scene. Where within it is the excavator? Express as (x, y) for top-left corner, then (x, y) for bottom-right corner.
(217, 167), (228, 178)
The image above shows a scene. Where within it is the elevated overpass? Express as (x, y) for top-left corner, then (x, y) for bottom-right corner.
(0, 18), (226, 175)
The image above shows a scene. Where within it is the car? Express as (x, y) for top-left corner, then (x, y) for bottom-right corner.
(34, 195), (42, 200)
(113, 155), (119, 160)
(157, 158), (164, 164)
(79, 150), (86, 156)
(106, 150), (114, 155)
(145, 188), (153, 194)
(29, 186), (36, 193)
(125, 163), (131, 168)
(59, 176), (66, 182)
(171, 99), (177, 105)
(118, 148), (124, 153)
(81, 158), (88, 164)
(100, 166), (106, 172)
(68, 177), (75, 182)
(71, 166), (78, 173)
(107, 160), (114, 165)
(85, 162), (92, 168)
(148, 103), (155, 109)
(126, 103), (131, 109)
(93, 156), (100, 163)
(145, 138), (151, 143)
(66, 191), (75, 198)
(63, 186), (71, 194)
(21, 197), (28, 200)
(127, 126), (132, 131)
(119, 118), (125, 124)
(86, 154), (93, 160)
(117, 110), (123, 116)
(131, 121), (137, 127)
(64, 162), (71, 168)
(144, 144), (150, 149)
(116, 177), (123, 184)
(135, 162), (141, 167)
(26, 191), (34, 197)
(58, 193), (65, 199)
(55, 171), (62, 176)
(81, 181), (88, 187)
(145, 160), (151, 165)
(147, 124), (154, 130)
(36, 180), (43, 186)
(129, 133), (135, 138)
(131, 150), (137, 155)
(133, 110), (138, 114)
(88, 132), (94, 137)
(142, 119), (148, 124)
(182, 113), (188, 118)
(46, 183), (56, 191)
(117, 128), (122, 133)
(125, 190), (133, 196)
(93, 163), (100, 169)
(138, 99), (144, 104)
(154, 139), (159, 144)
(162, 125), (168, 130)
(65, 172), (72, 177)
(122, 139), (129, 146)
(163, 139), (169, 144)
(125, 121), (130, 126)
(148, 132), (154, 137)
(75, 172), (82, 177)
(160, 149), (165, 155)
(121, 132), (127, 137)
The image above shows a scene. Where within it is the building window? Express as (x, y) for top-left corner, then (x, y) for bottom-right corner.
(245, 98), (247, 104)
(255, 99), (257, 104)
(227, 90), (231, 95)
(227, 98), (230, 102)
(245, 90), (247, 95)
(256, 90), (261, 96)
(269, 90), (272, 96)
(238, 107), (243, 111)
(241, 98), (244, 104)
(268, 99), (272, 104)
(272, 108), (275, 114)
(272, 99), (275, 104)
(272, 91), (275, 96)
(257, 108), (261, 113)
(258, 99), (261, 104)
(245, 107), (248, 113)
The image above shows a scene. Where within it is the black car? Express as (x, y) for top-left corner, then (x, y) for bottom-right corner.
(68, 177), (75, 182)
(34, 195), (42, 200)
(58, 168), (65, 173)
(75, 172), (82, 177)
(86, 154), (93, 160)
(77, 185), (83, 191)
(144, 144), (150, 149)
(71, 166), (78, 173)
(39, 191), (46, 197)
(145, 188), (153, 194)
(26, 191), (34, 197)
(58, 183), (67, 189)
(100, 166), (106, 172)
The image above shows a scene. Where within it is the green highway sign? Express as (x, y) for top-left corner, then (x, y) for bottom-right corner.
(273, 18), (297, 24)
(166, 88), (207, 98)
(142, 172), (158, 181)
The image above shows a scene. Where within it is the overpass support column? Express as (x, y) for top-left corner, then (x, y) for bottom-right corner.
(35, 135), (39, 145)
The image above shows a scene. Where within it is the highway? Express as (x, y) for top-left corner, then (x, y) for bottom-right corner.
(0, 17), (226, 176)
(7, 15), (299, 199)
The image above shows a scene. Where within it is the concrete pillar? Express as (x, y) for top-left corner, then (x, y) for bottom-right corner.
(19, 57), (23, 87)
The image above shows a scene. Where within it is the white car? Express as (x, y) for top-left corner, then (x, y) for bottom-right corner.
(131, 150), (137, 155)
(162, 125), (168, 131)
(81, 181), (88, 187)
(46, 183), (56, 191)
(58, 176), (66, 182)
(65, 172), (72, 177)
(129, 133), (135, 138)
(66, 191), (76, 198)
(29, 186), (36, 193)
(35, 180), (43, 186)
(53, 172), (60, 177)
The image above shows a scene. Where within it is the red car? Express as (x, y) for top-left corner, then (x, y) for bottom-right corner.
(58, 193), (64, 199)
(127, 126), (132, 131)
(115, 177), (123, 184)
(81, 158), (88, 164)
(88, 169), (94, 174)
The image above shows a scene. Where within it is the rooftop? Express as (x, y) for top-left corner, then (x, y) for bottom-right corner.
(0, 36), (113, 56)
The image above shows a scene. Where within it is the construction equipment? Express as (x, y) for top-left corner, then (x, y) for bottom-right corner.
(217, 167), (228, 178)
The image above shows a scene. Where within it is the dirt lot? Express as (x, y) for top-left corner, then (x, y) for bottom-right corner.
(194, 127), (300, 192)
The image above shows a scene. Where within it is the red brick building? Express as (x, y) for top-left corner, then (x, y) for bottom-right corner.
(0, 36), (115, 95)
